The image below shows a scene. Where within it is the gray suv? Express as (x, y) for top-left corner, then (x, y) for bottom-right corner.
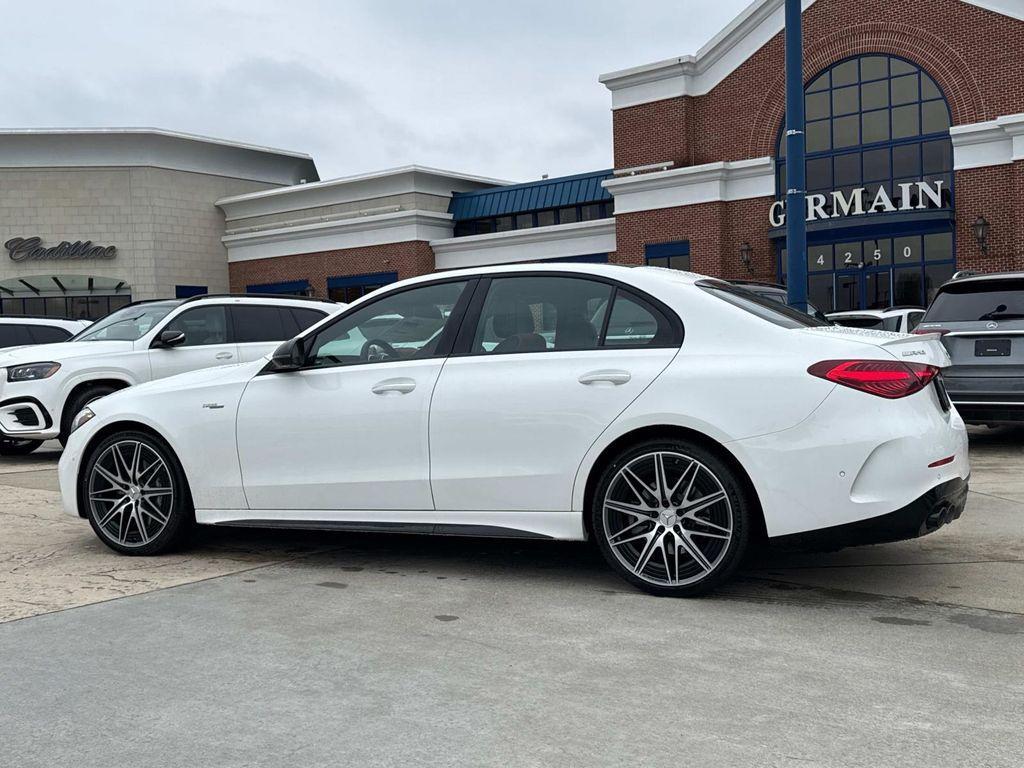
(916, 272), (1024, 425)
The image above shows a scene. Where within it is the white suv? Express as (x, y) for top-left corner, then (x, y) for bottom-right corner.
(827, 307), (926, 334)
(0, 294), (339, 455)
(0, 317), (92, 350)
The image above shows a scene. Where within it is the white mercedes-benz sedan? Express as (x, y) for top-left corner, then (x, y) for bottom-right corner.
(57, 264), (969, 596)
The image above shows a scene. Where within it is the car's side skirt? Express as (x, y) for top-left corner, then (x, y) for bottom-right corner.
(195, 508), (585, 541)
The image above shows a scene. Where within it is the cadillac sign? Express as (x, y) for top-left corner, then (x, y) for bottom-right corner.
(769, 180), (946, 227)
(5, 236), (117, 262)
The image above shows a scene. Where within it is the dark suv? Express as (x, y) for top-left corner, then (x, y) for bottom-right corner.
(915, 272), (1024, 425)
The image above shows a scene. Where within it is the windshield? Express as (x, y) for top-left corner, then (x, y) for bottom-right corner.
(700, 281), (830, 329)
(74, 302), (179, 342)
(924, 279), (1024, 323)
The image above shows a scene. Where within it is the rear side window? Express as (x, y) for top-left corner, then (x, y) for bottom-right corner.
(0, 324), (33, 348)
(28, 325), (72, 344)
(603, 291), (674, 347)
(232, 305), (286, 343)
(925, 279), (1024, 323)
(699, 281), (829, 329)
(289, 308), (327, 333)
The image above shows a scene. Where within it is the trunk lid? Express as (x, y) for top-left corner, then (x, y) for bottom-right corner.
(797, 326), (951, 368)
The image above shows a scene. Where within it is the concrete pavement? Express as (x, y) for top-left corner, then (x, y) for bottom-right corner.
(1, 429), (1022, 767)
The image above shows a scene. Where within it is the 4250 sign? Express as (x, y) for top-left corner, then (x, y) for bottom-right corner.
(4, 236), (117, 262)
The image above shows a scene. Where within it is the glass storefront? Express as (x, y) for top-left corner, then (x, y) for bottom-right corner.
(0, 275), (132, 320)
(783, 230), (955, 311)
(774, 55), (955, 311)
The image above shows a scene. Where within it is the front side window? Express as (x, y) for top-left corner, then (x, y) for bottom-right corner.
(472, 277), (611, 354)
(161, 306), (229, 347)
(309, 281), (468, 367)
(75, 302), (178, 342)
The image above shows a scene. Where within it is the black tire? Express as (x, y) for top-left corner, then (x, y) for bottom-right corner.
(0, 437), (44, 456)
(81, 429), (194, 555)
(60, 384), (119, 446)
(591, 438), (751, 597)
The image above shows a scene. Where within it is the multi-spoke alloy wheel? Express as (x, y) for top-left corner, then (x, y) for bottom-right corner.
(83, 432), (191, 554)
(592, 440), (750, 596)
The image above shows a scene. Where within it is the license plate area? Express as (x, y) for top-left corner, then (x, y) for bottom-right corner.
(975, 338), (1011, 357)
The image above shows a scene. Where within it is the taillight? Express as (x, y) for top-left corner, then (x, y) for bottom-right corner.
(808, 359), (939, 399)
(913, 328), (950, 336)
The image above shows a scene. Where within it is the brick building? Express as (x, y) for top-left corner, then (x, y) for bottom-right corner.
(223, 0), (1024, 314)
(3, 0), (1022, 318)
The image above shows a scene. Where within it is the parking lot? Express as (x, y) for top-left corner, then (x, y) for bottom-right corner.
(1, 429), (1022, 767)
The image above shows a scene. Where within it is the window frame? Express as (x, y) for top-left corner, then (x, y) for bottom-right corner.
(275, 276), (479, 373)
(449, 271), (684, 357)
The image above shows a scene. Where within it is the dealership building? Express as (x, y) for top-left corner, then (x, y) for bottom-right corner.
(1, 0), (1022, 319)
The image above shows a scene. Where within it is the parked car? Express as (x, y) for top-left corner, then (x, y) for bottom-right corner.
(0, 316), (91, 350)
(58, 265), (967, 596)
(729, 280), (831, 322)
(915, 271), (1024, 425)
(0, 294), (339, 455)
(827, 307), (926, 334)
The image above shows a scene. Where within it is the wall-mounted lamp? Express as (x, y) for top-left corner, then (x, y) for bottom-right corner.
(973, 215), (990, 255)
(739, 241), (753, 271)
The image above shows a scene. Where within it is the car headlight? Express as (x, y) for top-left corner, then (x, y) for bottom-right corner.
(70, 407), (96, 435)
(6, 362), (61, 382)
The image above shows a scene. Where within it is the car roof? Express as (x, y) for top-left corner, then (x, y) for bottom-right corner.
(945, 271), (1024, 286)
(387, 262), (708, 291)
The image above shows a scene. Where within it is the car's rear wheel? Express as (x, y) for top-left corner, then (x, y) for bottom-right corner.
(0, 437), (44, 456)
(82, 430), (193, 555)
(591, 439), (751, 597)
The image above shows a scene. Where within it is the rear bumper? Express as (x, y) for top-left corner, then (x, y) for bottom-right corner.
(943, 375), (1024, 423)
(769, 476), (968, 551)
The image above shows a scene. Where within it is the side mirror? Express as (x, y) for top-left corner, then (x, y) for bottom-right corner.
(268, 337), (307, 372)
(155, 329), (186, 348)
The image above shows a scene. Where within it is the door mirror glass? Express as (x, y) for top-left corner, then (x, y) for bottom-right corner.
(267, 337), (307, 372)
(156, 329), (186, 348)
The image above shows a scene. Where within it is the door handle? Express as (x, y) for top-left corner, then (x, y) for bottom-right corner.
(371, 377), (416, 395)
(215, 352), (234, 360)
(578, 369), (631, 386)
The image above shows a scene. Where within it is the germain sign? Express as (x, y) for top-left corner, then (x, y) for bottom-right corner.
(4, 236), (117, 262)
(768, 180), (947, 227)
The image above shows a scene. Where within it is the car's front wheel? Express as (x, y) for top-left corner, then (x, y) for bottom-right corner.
(0, 437), (44, 456)
(82, 430), (193, 555)
(591, 439), (751, 597)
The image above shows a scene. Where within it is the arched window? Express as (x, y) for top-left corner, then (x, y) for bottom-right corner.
(775, 55), (955, 312)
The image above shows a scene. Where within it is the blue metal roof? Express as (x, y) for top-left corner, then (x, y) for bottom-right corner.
(449, 169), (613, 220)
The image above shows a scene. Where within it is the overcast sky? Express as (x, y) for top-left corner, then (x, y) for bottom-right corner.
(1, 0), (751, 183)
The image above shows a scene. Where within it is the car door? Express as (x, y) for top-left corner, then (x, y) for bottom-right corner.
(235, 279), (472, 512)
(429, 274), (682, 512)
(230, 304), (329, 364)
(148, 304), (238, 379)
